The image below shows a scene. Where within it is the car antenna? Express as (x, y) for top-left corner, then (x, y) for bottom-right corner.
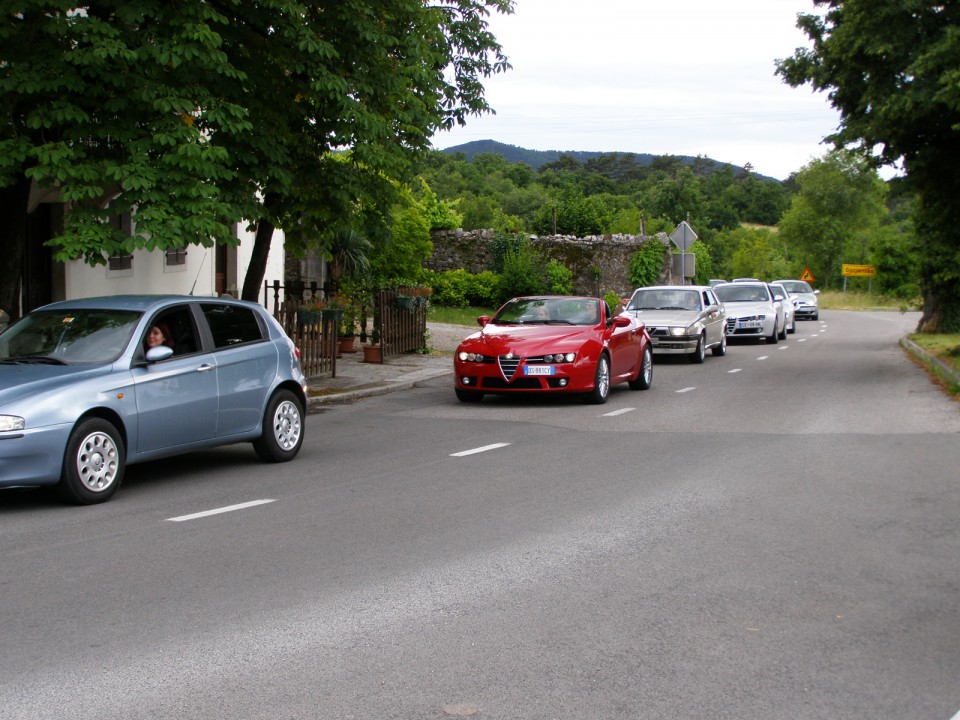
(188, 251), (207, 296)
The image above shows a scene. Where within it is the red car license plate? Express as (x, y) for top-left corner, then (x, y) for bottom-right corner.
(524, 365), (554, 376)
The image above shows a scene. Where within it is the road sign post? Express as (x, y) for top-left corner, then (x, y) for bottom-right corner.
(669, 222), (699, 285)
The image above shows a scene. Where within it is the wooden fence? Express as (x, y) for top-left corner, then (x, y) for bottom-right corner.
(263, 281), (429, 375)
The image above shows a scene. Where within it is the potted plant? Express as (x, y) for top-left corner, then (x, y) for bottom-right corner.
(362, 326), (382, 363)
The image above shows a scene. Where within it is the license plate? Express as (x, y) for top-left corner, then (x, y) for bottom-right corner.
(650, 337), (660, 346)
(738, 320), (762, 329)
(524, 365), (554, 376)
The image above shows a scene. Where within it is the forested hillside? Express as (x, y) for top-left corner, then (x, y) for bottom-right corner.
(413, 146), (918, 296)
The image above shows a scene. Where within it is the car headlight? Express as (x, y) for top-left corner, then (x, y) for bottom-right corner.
(668, 327), (687, 336)
(458, 351), (490, 362)
(543, 352), (576, 363)
(0, 415), (25, 432)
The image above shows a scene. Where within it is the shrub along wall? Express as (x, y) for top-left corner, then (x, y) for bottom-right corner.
(428, 230), (675, 297)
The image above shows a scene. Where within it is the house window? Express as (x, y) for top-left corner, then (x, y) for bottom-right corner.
(106, 210), (134, 276)
(108, 253), (133, 271)
(165, 247), (188, 266)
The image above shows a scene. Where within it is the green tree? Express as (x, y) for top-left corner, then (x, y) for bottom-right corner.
(777, 152), (887, 288)
(776, 0), (960, 331)
(1, 0), (512, 317)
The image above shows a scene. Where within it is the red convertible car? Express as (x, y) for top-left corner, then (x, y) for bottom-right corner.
(454, 296), (653, 404)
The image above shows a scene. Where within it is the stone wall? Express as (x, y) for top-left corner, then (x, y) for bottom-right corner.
(428, 229), (675, 297)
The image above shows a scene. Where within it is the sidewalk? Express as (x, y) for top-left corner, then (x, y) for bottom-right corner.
(304, 322), (464, 406)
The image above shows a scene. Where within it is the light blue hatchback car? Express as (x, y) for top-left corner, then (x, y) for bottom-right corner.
(0, 295), (307, 504)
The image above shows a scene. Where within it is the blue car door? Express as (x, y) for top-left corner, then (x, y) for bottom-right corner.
(132, 306), (219, 453)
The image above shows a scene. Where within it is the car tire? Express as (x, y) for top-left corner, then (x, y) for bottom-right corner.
(787, 316), (796, 334)
(587, 353), (611, 404)
(629, 345), (653, 390)
(813, 311), (819, 321)
(711, 331), (727, 357)
(688, 332), (706, 364)
(778, 318), (787, 340)
(455, 388), (484, 402)
(767, 323), (779, 344)
(253, 389), (304, 463)
(57, 418), (125, 505)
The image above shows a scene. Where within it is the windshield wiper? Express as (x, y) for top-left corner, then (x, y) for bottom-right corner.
(659, 306), (691, 311)
(0, 355), (68, 365)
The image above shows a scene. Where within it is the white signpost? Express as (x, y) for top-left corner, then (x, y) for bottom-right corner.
(669, 221), (698, 284)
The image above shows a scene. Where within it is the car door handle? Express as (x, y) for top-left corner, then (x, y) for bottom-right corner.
(196, 364), (215, 373)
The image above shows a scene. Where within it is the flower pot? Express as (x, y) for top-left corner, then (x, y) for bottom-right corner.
(395, 296), (415, 310)
(338, 336), (357, 353)
(362, 344), (383, 363)
(297, 308), (322, 325)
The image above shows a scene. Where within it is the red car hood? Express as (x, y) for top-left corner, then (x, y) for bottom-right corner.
(459, 324), (595, 356)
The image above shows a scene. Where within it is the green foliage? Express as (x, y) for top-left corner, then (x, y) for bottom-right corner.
(776, 1), (958, 330)
(417, 179), (463, 230)
(604, 290), (622, 310)
(497, 242), (547, 304)
(369, 197), (433, 287)
(545, 260), (573, 295)
(490, 232), (526, 273)
(687, 240), (714, 286)
(777, 151), (887, 288)
(425, 269), (500, 308)
(727, 226), (789, 281)
(629, 240), (668, 288)
(0, 0), (513, 313)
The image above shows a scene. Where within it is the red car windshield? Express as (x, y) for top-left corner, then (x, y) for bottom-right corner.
(493, 298), (600, 326)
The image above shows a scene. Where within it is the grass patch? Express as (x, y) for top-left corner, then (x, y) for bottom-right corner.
(818, 290), (920, 312)
(908, 333), (960, 375)
(428, 305), (495, 327)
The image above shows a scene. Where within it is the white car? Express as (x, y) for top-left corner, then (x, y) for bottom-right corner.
(774, 279), (820, 321)
(623, 285), (727, 363)
(713, 282), (784, 344)
(769, 283), (796, 335)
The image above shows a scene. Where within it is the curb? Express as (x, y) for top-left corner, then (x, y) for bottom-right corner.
(306, 367), (452, 407)
(900, 336), (960, 388)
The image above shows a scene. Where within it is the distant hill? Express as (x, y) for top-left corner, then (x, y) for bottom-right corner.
(437, 139), (770, 180)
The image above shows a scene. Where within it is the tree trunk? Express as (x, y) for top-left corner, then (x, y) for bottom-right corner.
(241, 216), (275, 303)
(0, 176), (31, 322)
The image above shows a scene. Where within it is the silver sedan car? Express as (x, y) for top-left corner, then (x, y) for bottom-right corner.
(622, 285), (727, 363)
(0, 295), (308, 504)
(713, 282), (784, 344)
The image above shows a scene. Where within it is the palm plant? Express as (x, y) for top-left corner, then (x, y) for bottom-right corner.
(325, 228), (372, 292)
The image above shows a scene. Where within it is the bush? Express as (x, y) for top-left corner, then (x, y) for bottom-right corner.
(496, 242), (547, 304)
(629, 240), (668, 288)
(545, 259), (574, 295)
(426, 269), (503, 308)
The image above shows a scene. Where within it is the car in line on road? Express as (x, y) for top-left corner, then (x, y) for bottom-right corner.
(621, 285), (727, 363)
(454, 295), (653, 404)
(713, 282), (785, 344)
(774, 279), (820, 321)
(769, 282), (796, 335)
(0, 295), (308, 505)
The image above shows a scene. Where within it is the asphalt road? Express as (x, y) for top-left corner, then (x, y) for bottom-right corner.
(2, 310), (958, 720)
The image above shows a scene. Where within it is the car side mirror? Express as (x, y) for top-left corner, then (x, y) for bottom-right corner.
(477, 315), (491, 327)
(813, 289), (820, 295)
(611, 316), (631, 328)
(145, 345), (174, 362)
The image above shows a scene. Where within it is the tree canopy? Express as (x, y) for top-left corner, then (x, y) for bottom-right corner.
(1, 0), (513, 316)
(776, 0), (960, 331)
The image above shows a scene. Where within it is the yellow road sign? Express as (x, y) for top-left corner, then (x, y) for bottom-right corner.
(799, 267), (815, 282)
(842, 264), (877, 277)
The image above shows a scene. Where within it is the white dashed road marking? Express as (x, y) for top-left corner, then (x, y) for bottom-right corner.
(451, 443), (511, 457)
(603, 408), (636, 417)
(676, 387), (696, 393)
(167, 499), (276, 523)
(728, 369), (742, 374)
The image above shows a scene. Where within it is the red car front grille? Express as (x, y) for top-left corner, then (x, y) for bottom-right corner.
(498, 355), (520, 380)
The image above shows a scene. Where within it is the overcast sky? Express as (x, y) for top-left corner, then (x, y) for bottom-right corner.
(432, 0), (842, 180)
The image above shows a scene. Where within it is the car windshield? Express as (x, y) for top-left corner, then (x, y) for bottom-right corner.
(0, 309), (142, 365)
(714, 285), (770, 303)
(627, 289), (702, 312)
(493, 298), (600, 326)
(777, 281), (813, 293)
